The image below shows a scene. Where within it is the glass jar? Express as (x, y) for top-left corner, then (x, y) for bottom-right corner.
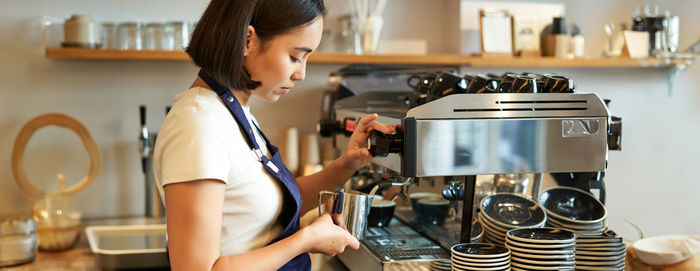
(100, 22), (117, 49)
(144, 23), (166, 50)
(317, 29), (336, 52)
(164, 21), (191, 50)
(117, 22), (143, 50)
(338, 15), (362, 55)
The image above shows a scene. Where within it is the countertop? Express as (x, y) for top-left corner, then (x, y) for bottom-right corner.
(8, 216), (698, 271)
(3, 217), (163, 271)
(3, 217), (349, 271)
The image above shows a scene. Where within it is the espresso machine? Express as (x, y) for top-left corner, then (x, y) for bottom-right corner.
(317, 66), (622, 270)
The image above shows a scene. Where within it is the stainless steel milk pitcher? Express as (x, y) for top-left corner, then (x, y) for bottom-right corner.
(318, 188), (372, 240)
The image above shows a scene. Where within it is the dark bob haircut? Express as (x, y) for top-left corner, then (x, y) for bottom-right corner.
(187, 0), (326, 91)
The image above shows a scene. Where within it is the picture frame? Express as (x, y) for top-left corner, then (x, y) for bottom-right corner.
(479, 8), (514, 57)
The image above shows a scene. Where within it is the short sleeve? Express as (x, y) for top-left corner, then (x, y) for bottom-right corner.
(156, 102), (231, 186)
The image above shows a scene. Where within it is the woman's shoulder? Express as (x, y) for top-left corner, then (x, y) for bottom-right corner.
(161, 87), (235, 134)
(174, 87), (225, 111)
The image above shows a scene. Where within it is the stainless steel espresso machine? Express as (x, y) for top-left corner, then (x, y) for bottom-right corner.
(317, 65), (622, 270)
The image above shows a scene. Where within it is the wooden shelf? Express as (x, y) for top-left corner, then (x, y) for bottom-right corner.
(45, 47), (693, 68)
(46, 47), (190, 61)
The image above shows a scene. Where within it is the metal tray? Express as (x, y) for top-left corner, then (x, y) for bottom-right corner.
(85, 224), (169, 270)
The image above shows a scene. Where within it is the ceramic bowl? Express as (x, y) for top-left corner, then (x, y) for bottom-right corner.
(632, 235), (700, 265)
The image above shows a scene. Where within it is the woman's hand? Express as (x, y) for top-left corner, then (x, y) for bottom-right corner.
(300, 213), (360, 256)
(342, 114), (395, 172)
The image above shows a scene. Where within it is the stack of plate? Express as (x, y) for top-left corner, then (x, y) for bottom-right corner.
(429, 259), (452, 271)
(505, 228), (576, 271)
(471, 220), (485, 243)
(478, 193), (547, 245)
(451, 243), (511, 271)
(539, 187), (607, 235)
(575, 230), (627, 271)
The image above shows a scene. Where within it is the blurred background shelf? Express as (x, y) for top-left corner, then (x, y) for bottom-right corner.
(45, 47), (693, 68)
(45, 47), (189, 61)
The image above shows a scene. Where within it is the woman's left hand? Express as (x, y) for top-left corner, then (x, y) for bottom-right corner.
(342, 114), (396, 171)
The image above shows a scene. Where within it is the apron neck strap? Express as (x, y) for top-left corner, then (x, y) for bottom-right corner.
(197, 69), (267, 153)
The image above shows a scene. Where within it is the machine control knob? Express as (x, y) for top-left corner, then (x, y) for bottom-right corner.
(342, 117), (356, 136)
(442, 186), (464, 201)
(317, 118), (360, 137)
(607, 116), (622, 151)
(317, 119), (341, 137)
(368, 130), (403, 157)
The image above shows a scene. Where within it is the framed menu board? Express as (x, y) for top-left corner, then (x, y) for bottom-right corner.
(479, 9), (514, 57)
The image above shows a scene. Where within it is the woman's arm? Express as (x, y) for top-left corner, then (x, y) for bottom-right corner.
(165, 179), (359, 271)
(296, 114), (395, 214)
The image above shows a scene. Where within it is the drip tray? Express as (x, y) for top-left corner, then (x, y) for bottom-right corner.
(336, 218), (449, 270)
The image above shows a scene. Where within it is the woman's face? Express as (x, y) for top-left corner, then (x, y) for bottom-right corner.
(243, 17), (324, 103)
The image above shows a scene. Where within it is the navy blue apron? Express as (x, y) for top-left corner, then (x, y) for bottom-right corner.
(198, 69), (311, 271)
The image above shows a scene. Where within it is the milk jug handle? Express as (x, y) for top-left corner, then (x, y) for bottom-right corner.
(318, 190), (336, 216)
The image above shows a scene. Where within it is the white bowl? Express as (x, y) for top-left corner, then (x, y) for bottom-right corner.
(632, 235), (700, 266)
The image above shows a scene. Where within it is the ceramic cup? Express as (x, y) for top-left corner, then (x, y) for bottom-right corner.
(416, 197), (450, 225)
(367, 198), (396, 227)
(409, 192), (441, 212)
(63, 14), (100, 47)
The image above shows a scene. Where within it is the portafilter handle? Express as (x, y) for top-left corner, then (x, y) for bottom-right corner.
(367, 130), (403, 157)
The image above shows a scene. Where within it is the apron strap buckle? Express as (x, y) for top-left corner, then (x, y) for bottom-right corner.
(253, 148), (265, 161)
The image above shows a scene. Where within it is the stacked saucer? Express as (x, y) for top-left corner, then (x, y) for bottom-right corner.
(478, 193), (547, 245)
(540, 187), (607, 235)
(575, 230), (627, 271)
(451, 243), (511, 271)
(505, 228), (576, 271)
(429, 259), (452, 271)
(471, 220), (485, 243)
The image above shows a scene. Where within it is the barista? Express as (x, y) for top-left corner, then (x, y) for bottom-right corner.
(153, 0), (395, 270)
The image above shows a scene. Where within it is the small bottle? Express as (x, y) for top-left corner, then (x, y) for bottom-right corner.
(552, 17), (570, 58)
(571, 35), (585, 58)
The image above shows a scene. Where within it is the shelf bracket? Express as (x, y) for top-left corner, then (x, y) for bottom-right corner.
(667, 63), (687, 96)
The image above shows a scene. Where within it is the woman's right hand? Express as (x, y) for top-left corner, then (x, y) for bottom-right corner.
(300, 213), (360, 256)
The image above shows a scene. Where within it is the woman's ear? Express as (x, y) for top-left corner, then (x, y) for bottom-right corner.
(244, 25), (257, 57)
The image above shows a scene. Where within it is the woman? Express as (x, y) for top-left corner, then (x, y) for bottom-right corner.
(153, 0), (395, 270)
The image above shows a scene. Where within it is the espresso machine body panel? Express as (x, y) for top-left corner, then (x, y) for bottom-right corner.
(333, 92), (612, 177)
(405, 117), (608, 177)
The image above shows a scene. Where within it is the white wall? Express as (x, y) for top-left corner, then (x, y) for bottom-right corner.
(0, 0), (698, 239)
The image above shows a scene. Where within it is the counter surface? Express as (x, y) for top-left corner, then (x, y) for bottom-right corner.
(3, 217), (348, 271)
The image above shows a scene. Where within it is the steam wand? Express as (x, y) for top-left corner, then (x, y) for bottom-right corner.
(367, 177), (413, 200)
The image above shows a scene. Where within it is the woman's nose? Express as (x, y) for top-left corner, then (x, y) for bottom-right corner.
(291, 64), (306, 81)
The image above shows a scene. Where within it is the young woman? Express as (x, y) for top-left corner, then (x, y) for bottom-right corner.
(153, 0), (395, 270)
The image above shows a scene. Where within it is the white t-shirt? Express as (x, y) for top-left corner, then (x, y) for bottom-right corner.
(153, 87), (285, 256)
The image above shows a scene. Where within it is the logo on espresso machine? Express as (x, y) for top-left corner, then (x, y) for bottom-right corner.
(562, 119), (599, 137)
